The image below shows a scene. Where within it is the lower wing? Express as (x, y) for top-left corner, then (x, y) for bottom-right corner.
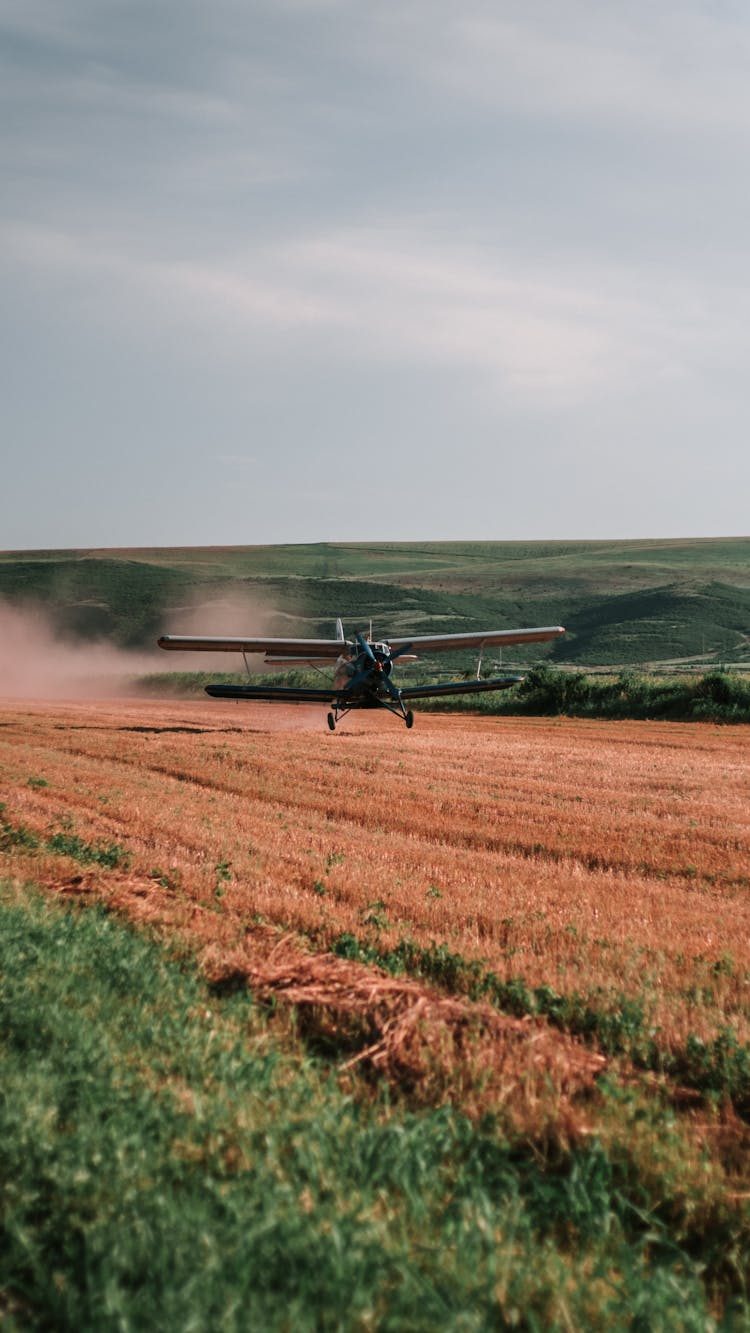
(398, 675), (524, 700)
(205, 676), (524, 704)
(205, 684), (338, 702)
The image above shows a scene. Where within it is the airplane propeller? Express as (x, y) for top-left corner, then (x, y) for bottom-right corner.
(345, 634), (380, 690)
(348, 633), (413, 698)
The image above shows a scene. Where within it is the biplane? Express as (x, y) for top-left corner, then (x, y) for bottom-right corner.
(158, 618), (565, 729)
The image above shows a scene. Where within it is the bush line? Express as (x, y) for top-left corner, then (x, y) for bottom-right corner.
(137, 666), (750, 722)
(421, 666), (750, 723)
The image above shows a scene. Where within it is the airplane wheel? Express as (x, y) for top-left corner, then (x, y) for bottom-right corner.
(405, 710), (414, 729)
(327, 712), (336, 731)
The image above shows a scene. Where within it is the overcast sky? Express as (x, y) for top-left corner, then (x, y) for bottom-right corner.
(2, 0), (749, 548)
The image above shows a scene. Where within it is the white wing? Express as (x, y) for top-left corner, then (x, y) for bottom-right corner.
(158, 624), (565, 659)
(385, 626), (565, 653)
(158, 635), (346, 660)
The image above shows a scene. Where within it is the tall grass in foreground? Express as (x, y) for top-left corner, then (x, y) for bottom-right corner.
(1, 883), (748, 1330)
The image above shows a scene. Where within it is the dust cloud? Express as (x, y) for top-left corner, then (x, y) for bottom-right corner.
(0, 589), (327, 708)
(0, 601), (164, 700)
(163, 588), (292, 673)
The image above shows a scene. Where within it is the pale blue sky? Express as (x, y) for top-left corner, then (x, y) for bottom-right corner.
(2, 0), (749, 547)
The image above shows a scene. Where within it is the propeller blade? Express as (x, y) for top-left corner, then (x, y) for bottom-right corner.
(380, 674), (402, 701)
(346, 635), (377, 689)
(355, 632), (377, 662)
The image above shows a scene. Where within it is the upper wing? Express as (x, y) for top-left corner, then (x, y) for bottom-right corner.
(158, 635), (345, 661)
(386, 626), (565, 653)
(159, 625), (565, 658)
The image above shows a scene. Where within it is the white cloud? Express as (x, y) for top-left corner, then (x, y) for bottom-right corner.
(8, 216), (739, 411)
(3, 0), (750, 543)
(369, 2), (750, 138)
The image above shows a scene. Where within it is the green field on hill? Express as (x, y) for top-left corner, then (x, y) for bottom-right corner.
(1, 538), (749, 666)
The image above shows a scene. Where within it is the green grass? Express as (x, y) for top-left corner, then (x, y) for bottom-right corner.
(2, 538), (750, 665)
(0, 557), (198, 648)
(2, 882), (747, 1329)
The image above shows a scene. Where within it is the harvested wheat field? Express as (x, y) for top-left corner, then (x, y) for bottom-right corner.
(3, 697), (750, 1325)
(2, 697), (750, 1092)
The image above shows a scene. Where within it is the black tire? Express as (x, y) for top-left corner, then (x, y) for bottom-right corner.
(405, 710), (414, 729)
(327, 712), (336, 731)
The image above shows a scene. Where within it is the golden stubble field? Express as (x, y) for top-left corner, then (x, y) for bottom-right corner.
(2, 697), (749, 1063)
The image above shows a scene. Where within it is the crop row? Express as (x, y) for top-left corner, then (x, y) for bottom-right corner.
(2, 703), (749, 1058)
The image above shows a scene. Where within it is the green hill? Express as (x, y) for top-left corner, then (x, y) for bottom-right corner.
(1, 538), (748, 666)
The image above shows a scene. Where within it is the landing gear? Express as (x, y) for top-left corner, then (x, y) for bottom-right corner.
(325, 697), (415, 730)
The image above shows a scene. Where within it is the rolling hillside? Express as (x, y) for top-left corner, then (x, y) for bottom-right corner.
(0, 538), (749, 667)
